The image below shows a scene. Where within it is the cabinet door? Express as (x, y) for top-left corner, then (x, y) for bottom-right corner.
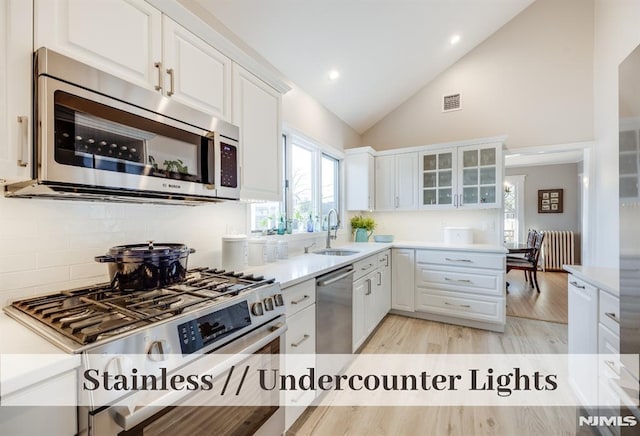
(162, 16), (231, 120)
(419, 147), (456, 209)
(35, 0), (162, 90)
(352, 275), (368, 352)
(345, 151), (374, 211)
(375, 154), (395, 210)
(567, 276), (598, 408)
(457, 143), (502, 208)
(0, 0), (32, 184)
(232, 64), (282, 201)
(391, 249), (415, 311)
(395, 152), (418, 210)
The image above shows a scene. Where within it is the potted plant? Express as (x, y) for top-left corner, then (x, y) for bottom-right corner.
(350, 215), (376, 242)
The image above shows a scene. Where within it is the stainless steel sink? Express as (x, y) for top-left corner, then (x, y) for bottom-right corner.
(313, 249), (360, 256)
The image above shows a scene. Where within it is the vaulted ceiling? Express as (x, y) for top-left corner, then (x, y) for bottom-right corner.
(194, 0), (535, 133)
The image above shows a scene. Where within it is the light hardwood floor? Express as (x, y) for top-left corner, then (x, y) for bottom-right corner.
(506, 271), (568, 324)
(288, 315), (575, 436)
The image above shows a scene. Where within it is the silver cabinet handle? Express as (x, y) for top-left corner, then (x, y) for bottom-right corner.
(166, 68), (175, 96)
(291, 295), (310, 305)
(291, 334), (310, 348)
(385, 254), (389, 267)
(365, 279), (372, 295)
(569, 281), (585, 289)
(445, 258), (472, 263)
(17, 116), (29, 167)
(605, 312), (619, 324)
(154, 62), (163, 91)
(444, 302), (471, 308)
(444, 277), (472, 283)
(377, 271), (382, 286)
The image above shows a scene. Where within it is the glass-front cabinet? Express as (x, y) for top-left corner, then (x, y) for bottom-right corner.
(419, 143), (502, 209)
(419, 147), (456, 208)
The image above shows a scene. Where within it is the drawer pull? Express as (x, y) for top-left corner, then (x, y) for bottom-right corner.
(291, 334), (310, 348)
(361, 263), (374, 271)
(17, 116), (29, 167)
(291, 295), (310, 305)
(604, 360), (620, 377)
(569, 281), (585, 289)
(444, 302), (471, 308)
(445, 258), (472, 263)
(605, 312), (619, 324)
(444, 277), (472, 283)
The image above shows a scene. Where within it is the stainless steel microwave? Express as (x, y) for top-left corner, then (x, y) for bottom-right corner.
(6, 47), (240, 203)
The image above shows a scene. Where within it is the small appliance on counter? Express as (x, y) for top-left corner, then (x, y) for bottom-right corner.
(444, 226), (474, 245)
(221, 234), (247, 271)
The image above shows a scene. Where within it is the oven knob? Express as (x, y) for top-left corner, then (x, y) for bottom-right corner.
(263, 297), (274, 311)
(251, 302), (264, 316)
(273, 294), (284, 307)
(105, 356), (133, 378)
(147, 340), (169, 362)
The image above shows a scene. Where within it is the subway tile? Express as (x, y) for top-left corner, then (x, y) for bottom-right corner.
(70, 263), (108, 281)
(0, 254), (36, 273)
(0, 267), (69, 292)
(36, 249), (102, 268)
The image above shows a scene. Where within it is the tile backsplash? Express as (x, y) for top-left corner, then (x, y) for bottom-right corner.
(0, 195), (248, 306)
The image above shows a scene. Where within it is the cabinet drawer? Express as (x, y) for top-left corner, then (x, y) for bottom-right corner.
(599, 290), (620, 336)
(377, 250), (390, 267)
(286, 304), (316, 354)
(354, 255), (378, 281)
(415, 288), (505, 324)
(599, 323), (620, 355)
(415, 266), (503, 297)
(283, 279), (316, 316)
(416, 249), (504, 270)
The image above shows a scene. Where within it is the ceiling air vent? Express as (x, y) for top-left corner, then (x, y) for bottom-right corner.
(442, 93), (461, 112)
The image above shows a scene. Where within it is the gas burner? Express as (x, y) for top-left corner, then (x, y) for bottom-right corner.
(6, 267), (278, 349)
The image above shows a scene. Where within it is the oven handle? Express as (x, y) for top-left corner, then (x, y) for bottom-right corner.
(110, 319), (286, 431)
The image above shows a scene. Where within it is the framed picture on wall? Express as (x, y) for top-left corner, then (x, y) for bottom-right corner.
(538, 189), (563, 213)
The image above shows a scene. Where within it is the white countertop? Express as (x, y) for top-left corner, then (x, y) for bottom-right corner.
(563, 265), (619, 296)
(0, 240), (506, 396)
(0, 313), (81, 398)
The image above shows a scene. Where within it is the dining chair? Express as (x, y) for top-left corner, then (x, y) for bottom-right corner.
(506, 229), (537, 262)
(506, 231), (545, 292)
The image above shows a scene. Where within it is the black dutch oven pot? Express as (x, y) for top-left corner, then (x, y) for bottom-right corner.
(95, 242), (196, 291)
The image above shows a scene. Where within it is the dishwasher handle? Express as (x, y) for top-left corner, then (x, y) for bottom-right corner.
(317, 268), (355, 287)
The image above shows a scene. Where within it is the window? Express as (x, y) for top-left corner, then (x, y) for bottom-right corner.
(503, 175), (526, 243)
(250, 132), (341, 233)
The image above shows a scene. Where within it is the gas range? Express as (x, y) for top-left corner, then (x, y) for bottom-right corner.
(4, 267), (285, 354)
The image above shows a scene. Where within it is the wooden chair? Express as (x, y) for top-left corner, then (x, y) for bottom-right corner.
(506, 229), (537, 262)
(506, 231), (545, 292)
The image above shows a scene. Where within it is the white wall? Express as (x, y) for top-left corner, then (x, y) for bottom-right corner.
(365, 209), (502, 245)
(360, 0), (594, 151)
(0, 196), (248, 306)
(590, 0), (640, 267)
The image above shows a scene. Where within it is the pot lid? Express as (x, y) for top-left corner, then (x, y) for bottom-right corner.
(107, 241), (192, 259)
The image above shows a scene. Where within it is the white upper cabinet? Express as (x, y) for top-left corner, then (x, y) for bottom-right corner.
(35, 0), (232, 119)
(232, 63), (282, 202)
(0, 0), (33, 184)
(375, 152), (418, 211)
(345, 147), (375, 211)
(35, 0), (162, 90)
(162, 16), (231, 119)
(419, 142), (503, 209)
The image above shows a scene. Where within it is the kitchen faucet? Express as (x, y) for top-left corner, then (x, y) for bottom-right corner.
(326, 208), (340, 248)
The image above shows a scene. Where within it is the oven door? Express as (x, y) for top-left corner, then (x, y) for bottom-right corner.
(86, 319), (285, 436)
(38, 75), (224, 199)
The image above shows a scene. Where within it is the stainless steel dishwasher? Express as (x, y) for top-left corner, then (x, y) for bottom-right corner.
(316, 265), (355, 355)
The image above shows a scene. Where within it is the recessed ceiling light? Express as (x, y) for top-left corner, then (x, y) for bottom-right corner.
(450, 34), (461, 45)
(328, 70), (340, 81)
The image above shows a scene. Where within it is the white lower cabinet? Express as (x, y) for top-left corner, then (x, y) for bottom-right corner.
(0, 370), (77, 435)
(405, 249), (505, 331)
(391, 249), (415, 311)
(567, 276), (599, 409)
(282, 278), (316, 431)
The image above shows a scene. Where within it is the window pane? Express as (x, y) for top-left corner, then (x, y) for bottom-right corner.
(321, 154), (339, 228)
(291, 144), (314, 226)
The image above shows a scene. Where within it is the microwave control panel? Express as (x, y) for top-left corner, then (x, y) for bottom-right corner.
(220, 143), (238, 188)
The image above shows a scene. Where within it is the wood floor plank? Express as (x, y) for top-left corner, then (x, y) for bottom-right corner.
(506, 271), (568, 324)
(287, 315), (575, 436)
